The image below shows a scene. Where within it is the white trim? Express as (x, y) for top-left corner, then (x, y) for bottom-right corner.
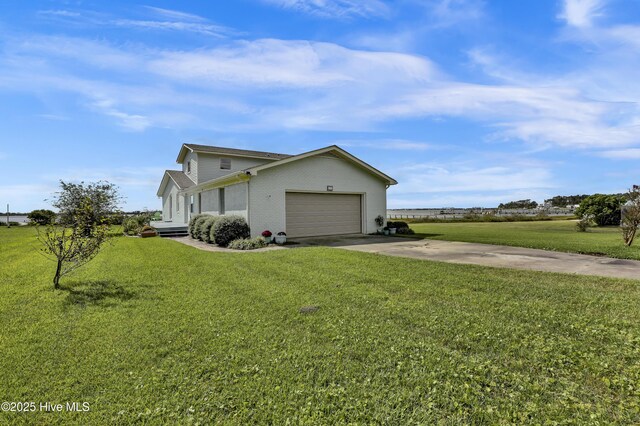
(181, 171), (249, 195)
(246, 146), (397, 185)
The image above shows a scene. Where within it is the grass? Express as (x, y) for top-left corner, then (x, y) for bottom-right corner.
(409, 219), (640, 260)
(1, 226), (640, 424)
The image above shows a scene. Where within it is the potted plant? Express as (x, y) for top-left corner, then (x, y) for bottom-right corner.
(383, 226), (390, 236)
(275, 231), (287, 244)
(387, 221), (397, 235)
(262, 230), (273, 243)
(375, 215), (385, 234)
(140, 225), (157, 238)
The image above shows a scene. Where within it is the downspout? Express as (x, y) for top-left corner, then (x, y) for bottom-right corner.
(245, 171), (251, 231)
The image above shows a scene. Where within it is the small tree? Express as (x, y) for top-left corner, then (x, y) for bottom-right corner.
(621, 186), (640, 247)
(27, 209), (56, 225)
(51, 180), (123, 228)
(38, 181), (120, 289)
(37, 201), (111, 289)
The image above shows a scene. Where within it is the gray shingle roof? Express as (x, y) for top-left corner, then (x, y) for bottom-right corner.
(166, 170), (195, 190)
(184, 144), (291, 160)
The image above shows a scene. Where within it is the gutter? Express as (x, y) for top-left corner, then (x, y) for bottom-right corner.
(179, 171), (250, 195)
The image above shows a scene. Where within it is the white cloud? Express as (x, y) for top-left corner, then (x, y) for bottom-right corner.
(337, 139), (435, 150)
(386, 161), (555, 208)
(148, 39), (438, 88)
(0, 184), (58, 211)
(428, 0), (485, 27)
(261, 0), (390, 19)
(599, 148), (640, 159)
(143, 6), (207, 23)
(38, 114), (70, 121)
(38, 7), (236, 38)
(391, 163), (554, 194)
(38, 10), (81, 18)
(113, 19), (233, 37)
(559, 0), (605, 27)
(1, 32), (638, 147)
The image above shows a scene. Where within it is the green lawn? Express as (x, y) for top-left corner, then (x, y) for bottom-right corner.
(1, 226), (640, 424)
(410, 219), (640, 260)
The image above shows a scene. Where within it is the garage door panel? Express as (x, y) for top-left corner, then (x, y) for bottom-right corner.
(286, 192), (362, 238)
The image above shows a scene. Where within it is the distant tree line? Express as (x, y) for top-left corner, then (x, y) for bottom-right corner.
(498, 199), (538, 209)
(544, 195), (590, 207)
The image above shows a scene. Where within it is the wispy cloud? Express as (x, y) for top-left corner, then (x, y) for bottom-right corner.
(599, 149), (640, 159)
(38, 10), (81, 18)
(38, 6), (236, 37)
(38, 114), (70, 121)
(387, 160), (555, 207)
(143, 6), (207, 22)
(427, 0), (485, 27)
(1, 24), (638, 148)
(261, 0), (390, 19)
(337, 139), (435, 150)
(113, 19), (233, 37)
(559, 0), (605, 27)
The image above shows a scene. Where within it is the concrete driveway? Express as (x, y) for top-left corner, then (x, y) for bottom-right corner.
(292, 235), (640, 280)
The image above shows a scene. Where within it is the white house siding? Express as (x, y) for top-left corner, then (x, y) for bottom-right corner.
(182, 151), (198, 184)
(197, 153), (277, 184)
(248, 154), (387, 238)
(161, 179), (186, 224)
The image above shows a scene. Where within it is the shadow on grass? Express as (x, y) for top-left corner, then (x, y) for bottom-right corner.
(60, 280), (137, 307)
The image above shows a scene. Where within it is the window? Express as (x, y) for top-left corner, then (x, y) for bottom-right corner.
(220, 158), (231, 170)
(176, 195), (180, 212)
(187, 160), (191, 174)
(198, 193), (202, 214)
(219, 188), (225, 214)
(190, 195), (194, 213)
(169, 195), (172, 219)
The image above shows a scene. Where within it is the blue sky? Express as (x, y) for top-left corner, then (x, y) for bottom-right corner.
(1, 0), (639, 211)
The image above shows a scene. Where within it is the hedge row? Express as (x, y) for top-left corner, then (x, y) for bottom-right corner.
(188, 214), (251, 247)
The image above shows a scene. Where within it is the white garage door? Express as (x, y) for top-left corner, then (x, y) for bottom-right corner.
(286, 192), (362, 238)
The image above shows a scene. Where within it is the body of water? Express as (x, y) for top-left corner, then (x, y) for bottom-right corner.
(1, 215), (29, 224)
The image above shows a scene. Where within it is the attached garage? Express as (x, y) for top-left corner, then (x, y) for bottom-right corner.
(285, 192), (362, 237)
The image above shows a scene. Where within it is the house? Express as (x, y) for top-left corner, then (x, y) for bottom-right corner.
(156, 144), (397, 238)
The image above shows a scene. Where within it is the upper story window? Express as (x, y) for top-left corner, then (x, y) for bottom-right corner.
(220, 158), (231, 170)
(187, 160), (191, 174)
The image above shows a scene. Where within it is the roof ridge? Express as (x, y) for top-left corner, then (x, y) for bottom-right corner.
(183, 143), (291, 159)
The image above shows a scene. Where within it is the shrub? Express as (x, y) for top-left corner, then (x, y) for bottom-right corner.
(212, 215), (250, 247)
(227, 237), (267, 250)
(141, 225), (156, 232)
(188, 214), (209, 239)
(27, 209), (56, 225)
(386, 221), (409, 229)
(576, 215), (594, 232)
(396, 227), (415, 235)
(123, 214), (150, 236)
(194, 216), (212, 241)
(200, 216), (220, 244)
